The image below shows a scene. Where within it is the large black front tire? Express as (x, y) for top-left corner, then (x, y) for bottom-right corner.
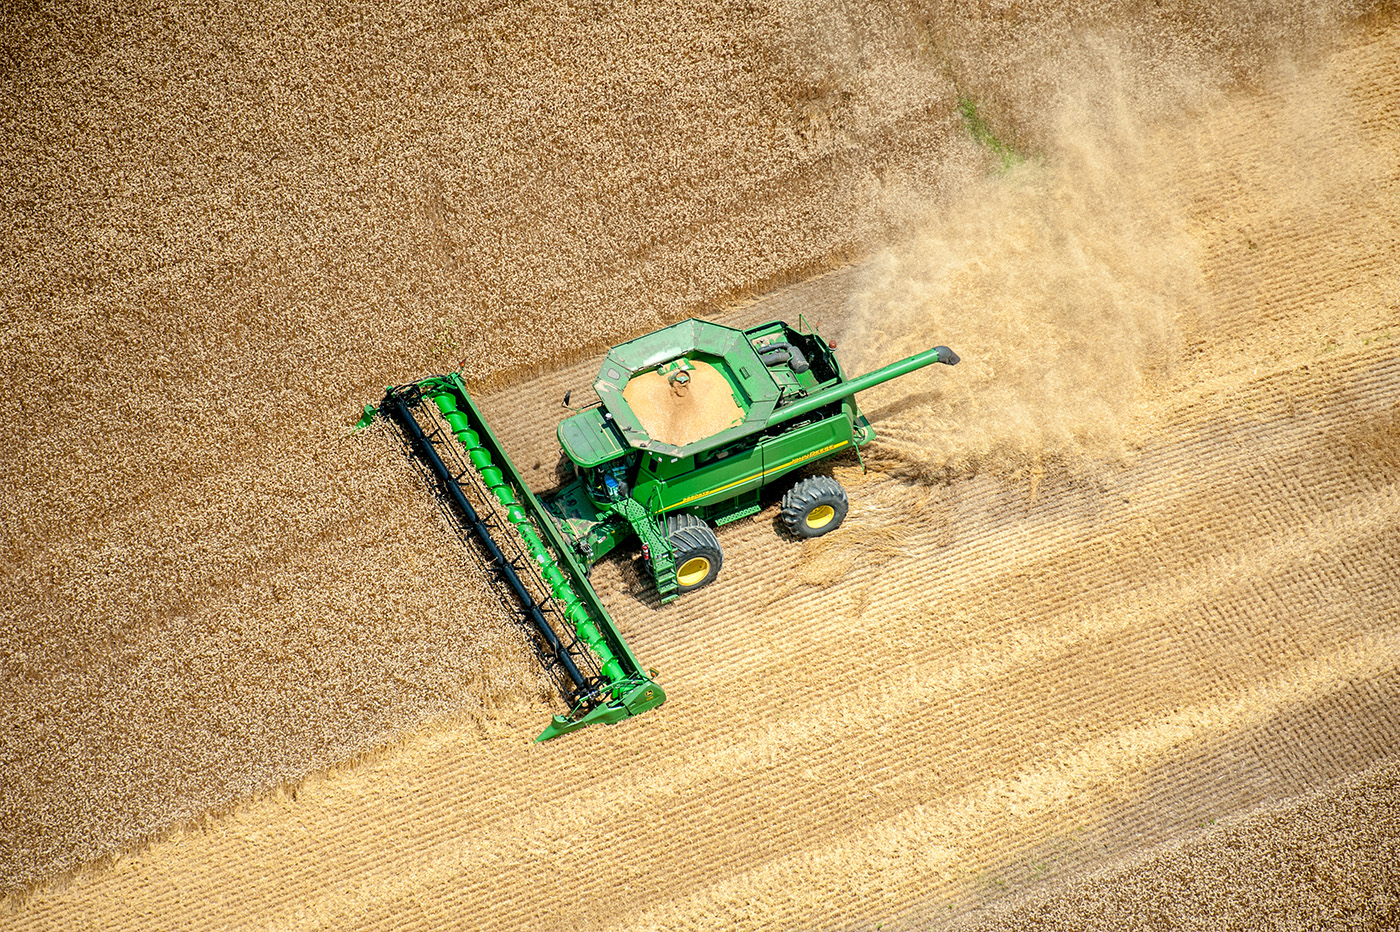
(666, 513), (723, 592)
(780, 476), (849, 538)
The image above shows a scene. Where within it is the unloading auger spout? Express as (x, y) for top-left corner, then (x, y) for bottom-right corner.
(767, 344), (959, 425)
(361, 374), (665, 742)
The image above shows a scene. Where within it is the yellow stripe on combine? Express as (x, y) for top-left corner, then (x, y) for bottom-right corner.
(671, 440), (850, 509)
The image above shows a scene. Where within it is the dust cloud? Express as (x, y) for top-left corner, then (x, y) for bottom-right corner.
(843, 0), (1383, 482)
(846, 49), (1207, 482)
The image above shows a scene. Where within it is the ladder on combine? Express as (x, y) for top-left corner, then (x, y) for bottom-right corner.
(616, 497), (679, 604)
(363, 375), (665, 741)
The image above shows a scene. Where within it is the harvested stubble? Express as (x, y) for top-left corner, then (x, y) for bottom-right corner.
(951, 759), (1400, 931)
(3, 1), (1397, 928)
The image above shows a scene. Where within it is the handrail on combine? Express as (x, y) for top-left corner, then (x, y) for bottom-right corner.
(362, 374), (665, 741)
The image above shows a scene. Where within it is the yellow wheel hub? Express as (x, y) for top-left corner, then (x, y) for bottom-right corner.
(806, 504), (836, 530)
(677, 556), (712, 588)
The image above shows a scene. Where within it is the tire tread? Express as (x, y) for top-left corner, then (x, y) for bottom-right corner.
(779, 476), (849, 537)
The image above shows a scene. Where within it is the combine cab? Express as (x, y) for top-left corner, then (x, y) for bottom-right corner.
(361, 317), (957, 740)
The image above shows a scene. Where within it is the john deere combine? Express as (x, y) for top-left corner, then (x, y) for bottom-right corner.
(361, 317), (957, 740)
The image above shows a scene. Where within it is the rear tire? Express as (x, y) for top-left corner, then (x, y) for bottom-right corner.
(666, 513), (723, 592)
(780, 476), (849, 538)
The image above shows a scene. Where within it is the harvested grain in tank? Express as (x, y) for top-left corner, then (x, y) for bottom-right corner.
(621, 360), (745, 447)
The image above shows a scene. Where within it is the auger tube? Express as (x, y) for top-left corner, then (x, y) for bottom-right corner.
(768, 343), (959, 425)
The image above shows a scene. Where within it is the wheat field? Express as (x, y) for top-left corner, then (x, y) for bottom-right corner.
(4, 1), (1398, 928)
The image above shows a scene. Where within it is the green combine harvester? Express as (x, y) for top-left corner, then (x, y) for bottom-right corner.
(361, 317), (958, 740)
